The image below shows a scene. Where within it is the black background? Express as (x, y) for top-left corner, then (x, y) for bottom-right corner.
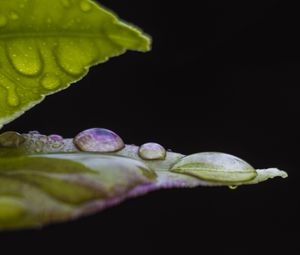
(1, 0), (299, 252)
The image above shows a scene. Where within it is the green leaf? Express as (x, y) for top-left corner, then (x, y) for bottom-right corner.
(0, 131), (287, 230)
(0, 0), (151, 128)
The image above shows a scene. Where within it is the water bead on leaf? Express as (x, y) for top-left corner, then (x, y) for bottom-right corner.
(170, 152), (257, 183)
(0, 131), (25, 148)
(74, 128), (125, 153)
(138, 142), (166, 160)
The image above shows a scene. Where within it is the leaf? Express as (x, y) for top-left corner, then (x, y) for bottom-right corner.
(0, 131), (287, 230)
(0, 0), (151, 128)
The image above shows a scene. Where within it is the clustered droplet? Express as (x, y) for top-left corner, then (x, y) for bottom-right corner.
(138, 142), (166, 160)
(74, 128), (125, 152)
(0, 131), (25, 148)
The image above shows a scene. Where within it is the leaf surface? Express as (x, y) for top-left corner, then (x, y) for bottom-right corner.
(0, 133), (287, 230)
(0, 0), (150, 128)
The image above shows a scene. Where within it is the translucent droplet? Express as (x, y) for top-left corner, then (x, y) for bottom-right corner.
(48, 134), (63, 142)
(74, 128), (125, 152)
(229, 185), (238, 190)
(0, 197), (26, 222)
(80, 1), (92, 12)
(170, 152), (257, 183)
(0, 15), (7, 27)
(55, 39), (96, 76)
(40, 73), (61, 90)
(139, 142), (166, 160)
(7, 41), (42, 76)
(61, 0), (71, 8)
(0, 131), (25, 148)
(10, 11), (19, 20)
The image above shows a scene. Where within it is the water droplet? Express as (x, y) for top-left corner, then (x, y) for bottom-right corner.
(0, 197), (26, 222)
(61, 0), (71, 8)
(40, 73), (61, 90)
(229, 185), (238, 190)
(7, 41), (43, 76)
(80, 1), (92, 12)
(55, 40), (96, 76)
(46, 17), (52, 24)
(48, 134), (63, 142)
(139, 142), (166, 160)
(0, 131), (25, 148)
(170, 152), (257, 183)
(10, 11), (19, 20)
(0, 15), (7, 27)
(74, 128), (125, 152)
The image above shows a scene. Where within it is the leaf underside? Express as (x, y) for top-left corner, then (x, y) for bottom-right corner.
(0, 134), (287, 230)
(0, 0), (150, 128)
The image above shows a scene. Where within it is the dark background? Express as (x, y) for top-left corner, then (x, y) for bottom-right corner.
(1, 0), (299, 251)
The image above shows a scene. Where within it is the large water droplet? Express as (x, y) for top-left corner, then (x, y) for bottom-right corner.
(139, 142), (166, 160)
(170, 152), (257, 183)
(74, 128), (125, 152)
(80, 1), (92, 12)
(0, 15), (7, 27)
(0, 131), (25, 148)
(40, 73), (61, 90)
(7, 41), (42, 76)
(55, 39), (96, 76)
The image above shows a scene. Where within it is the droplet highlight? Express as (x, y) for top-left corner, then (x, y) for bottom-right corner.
(40, 73), (61, 90)
(139, 143), (166, 160)
(10, 11), (19, 20)
(0, 15), (7, 27)
(80, 1), (92, 12)
(74, 128), (125, 152)
(229, 185), (238, 190)
(170, 152), (257, 183)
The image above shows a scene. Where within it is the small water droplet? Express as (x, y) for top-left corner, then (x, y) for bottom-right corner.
(229, 185), (238, 190)
(61, 0), (71, 8)
(0, 15), (7, 27)
(10, 11), (19, 20)
(80, 1), (92, 12)
(46, 17), (52, 24)
(74, 128), (125, 152)
(40, 73), (61, 90)
(0, 131), (25, 148)
(48, 134), (63, 142)
(139, 143), (166, 160)
(7, 41), (43, 76)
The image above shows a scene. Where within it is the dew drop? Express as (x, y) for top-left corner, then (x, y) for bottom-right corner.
(7, 41), (42, 76)
(61, 0), (71, 8)
(139, 143), (166, 160)
(170, 152), (257, 183)
(229, 185), (238, 190)
(40, 73), (61, 90)
(10, 11), (19, 20)
(80, 0), (92, 12)
(0, 131), (25, 148)
(0, 15), (7, 27)
(74, 128), (125, 152)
